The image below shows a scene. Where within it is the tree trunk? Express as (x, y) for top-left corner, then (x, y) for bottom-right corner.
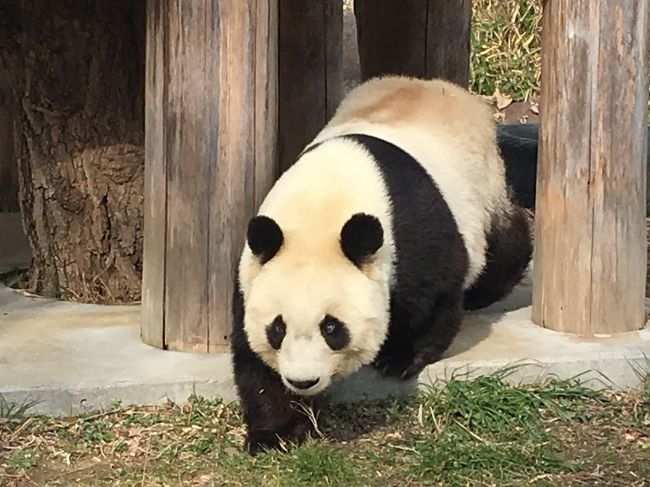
(0, 0), (145, 302)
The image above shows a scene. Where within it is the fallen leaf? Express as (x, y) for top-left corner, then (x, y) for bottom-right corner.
(495, 88), (513, 110)
(194, 474), (212, 485)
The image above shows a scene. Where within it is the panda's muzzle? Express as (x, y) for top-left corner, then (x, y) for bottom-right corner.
(286, 377), (319, 390)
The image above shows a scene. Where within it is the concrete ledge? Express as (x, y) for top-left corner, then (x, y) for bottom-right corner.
(1, 273), (649, 416)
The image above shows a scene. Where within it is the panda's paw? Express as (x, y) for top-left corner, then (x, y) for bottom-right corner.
(245, 430), (281, 455)
(372, 354), (417, 380)
(245, 419), (313, 455)
(399, 360), (428, 381)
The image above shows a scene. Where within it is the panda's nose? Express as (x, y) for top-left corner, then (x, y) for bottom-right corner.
(287, 378), (319, 390)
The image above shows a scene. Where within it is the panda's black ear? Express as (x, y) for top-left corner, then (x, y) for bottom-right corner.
(340, 213), (383, 267)
(247, 215), (283, 264)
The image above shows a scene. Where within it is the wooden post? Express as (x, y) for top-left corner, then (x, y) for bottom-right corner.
(531, 0), (649, 335)
(354, 0), (472, 87)
(278, 0), (342, 173)
(141, 0), (278, 352)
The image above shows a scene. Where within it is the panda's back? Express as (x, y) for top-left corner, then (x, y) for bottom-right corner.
(309, 75), (510, 288)
(254, 130), (469, 309)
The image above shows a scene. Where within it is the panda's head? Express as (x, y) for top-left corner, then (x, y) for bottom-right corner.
(241, 211), (391, 397)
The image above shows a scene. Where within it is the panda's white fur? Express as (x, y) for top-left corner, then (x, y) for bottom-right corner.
(237, 75), (513, 397)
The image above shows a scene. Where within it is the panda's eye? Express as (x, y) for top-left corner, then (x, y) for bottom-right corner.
(266, 316), (286, 350)
(273, 320), (284, 335)
(320, 315), (350, 351)
(323, 321), (338, 335)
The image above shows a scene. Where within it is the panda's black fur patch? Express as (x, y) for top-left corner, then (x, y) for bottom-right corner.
(266, 315), (287, 350)
(247, 215), (283, 264)
(319, 315), (350, 350)
(340, 213), (384, 267)
(344, 133), (468, 378)
(463, 207), (532, 311)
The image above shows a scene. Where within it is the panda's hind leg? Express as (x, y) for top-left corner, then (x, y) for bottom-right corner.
(463, 205), (533, 311)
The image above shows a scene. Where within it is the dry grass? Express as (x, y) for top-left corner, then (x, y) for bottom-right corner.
(470, 0), (542, 101)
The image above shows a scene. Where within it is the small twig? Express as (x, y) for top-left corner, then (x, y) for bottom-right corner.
(8, 417), (33, 442)
(153, 443), (174, 461)
(429, 406), (444, 435)
(140, 436), (151, 487)
(387, 443), (418, 454)
(454, 420), (490, 444)
(292, 401), (324, 439)
(529, 473), (553, 483)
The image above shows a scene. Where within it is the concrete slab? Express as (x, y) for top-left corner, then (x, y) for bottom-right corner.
(1, 271), (649, 417)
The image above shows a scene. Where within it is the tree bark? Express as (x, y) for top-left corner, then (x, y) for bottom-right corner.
(0, 0), (145, 302)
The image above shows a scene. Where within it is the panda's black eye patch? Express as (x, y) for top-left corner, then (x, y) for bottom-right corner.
(320, 315), (350, 351)
(266, 316), (286, 350)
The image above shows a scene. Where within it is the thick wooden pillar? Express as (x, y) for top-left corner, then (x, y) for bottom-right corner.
(354, 0), (472, 87)
(532, 0), (649, 335)
(141, 0), (278, 352)
(278, 0), (342, 173)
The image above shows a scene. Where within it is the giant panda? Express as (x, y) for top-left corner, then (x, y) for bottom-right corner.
(231, 75), (533, 454)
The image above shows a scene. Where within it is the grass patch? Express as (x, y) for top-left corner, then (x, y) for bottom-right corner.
(0, 394), (38, 420)
(411, 372), (601, 485)
(280, 444), (361, 485)
(1, 372), (648, 486)
(640, 368), (650, 411)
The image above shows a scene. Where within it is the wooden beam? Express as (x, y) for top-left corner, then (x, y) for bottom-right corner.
(141, 0), (278, 352)
(278, 0), (342, 173)
(354, 0), (472, 87)
(531, 0), (649, 335)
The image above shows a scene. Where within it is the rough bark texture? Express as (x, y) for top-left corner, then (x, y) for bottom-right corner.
(0, 0), (145, 302)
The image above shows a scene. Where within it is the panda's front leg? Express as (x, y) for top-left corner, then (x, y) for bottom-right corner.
(231, 288), (314, 454)
(373, 290), (463, 380)
(231, 341), (315, 454)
